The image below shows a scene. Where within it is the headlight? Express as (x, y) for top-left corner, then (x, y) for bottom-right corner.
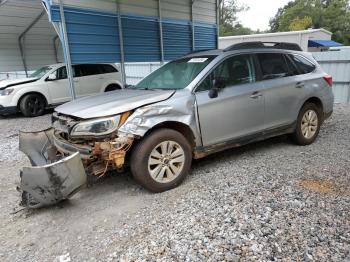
(70, 115), (121, 137)
(0, 88), (14, 96)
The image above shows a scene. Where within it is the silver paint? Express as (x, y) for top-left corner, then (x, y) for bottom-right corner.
(19, 129), (87, 208)
(55, 88), (175, 119)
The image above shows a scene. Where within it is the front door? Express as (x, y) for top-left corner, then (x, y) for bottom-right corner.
(195, 54), (265, 146)
(47, 66), (74, 104)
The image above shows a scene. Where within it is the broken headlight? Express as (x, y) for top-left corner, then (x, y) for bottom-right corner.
(70, 115), (121, 137)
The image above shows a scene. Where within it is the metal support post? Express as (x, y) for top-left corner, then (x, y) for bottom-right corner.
(117, 0), (126, 87)
(158, 0), (165, 63)
(191, 0), (196, 51)
(59, 0), (76, 100)
(18, 10), (45, 77)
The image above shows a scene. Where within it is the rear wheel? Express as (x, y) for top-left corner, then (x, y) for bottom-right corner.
(19, 94), (46, 117)
(130, 128), (192, 193)
(292, 103), (321, 145)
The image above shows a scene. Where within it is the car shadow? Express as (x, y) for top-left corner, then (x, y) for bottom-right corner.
(0, 109), (54, 119)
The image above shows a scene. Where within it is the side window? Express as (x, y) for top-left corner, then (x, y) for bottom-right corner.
(196, 54), (256, 92)
(80, 64), (102, 76)
(284, 55), (300, 76)
(100, 64), (118, 73)
(56, 66), (67, 80)
(257, 53), (290, 80)
(73, 65), (83, 77)
(289, 54), (315, 74)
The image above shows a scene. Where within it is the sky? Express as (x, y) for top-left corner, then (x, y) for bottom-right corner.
(236, 0), (292, 31)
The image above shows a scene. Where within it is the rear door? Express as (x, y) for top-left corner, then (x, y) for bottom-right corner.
(76, 64), (103, 97)
(256, 52), (304, 131)
(195, 54), (265, 146)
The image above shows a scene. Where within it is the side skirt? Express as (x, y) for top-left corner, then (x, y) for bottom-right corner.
(193, 122), (296, 159)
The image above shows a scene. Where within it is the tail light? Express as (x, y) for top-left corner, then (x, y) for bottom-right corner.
(323, 75), (333, 87)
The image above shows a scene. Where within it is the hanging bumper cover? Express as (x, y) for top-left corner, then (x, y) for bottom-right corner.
(18, 128), (87, 208)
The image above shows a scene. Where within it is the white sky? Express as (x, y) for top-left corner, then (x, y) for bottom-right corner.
(236, 0), (292, 31)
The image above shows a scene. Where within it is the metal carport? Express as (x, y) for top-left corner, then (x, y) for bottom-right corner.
(0, 0), (61, 76)
(0, 0), (219, 99)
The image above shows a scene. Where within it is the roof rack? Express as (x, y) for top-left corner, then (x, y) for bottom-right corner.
(223, 41), (303, 52)
(186, 49), (214, 55)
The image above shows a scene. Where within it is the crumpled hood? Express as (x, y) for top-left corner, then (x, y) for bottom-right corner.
(56, 88), (176, 119)
(0, 77), (38, 89)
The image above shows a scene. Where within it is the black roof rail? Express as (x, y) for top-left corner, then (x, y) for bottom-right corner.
(186, 48), (214, 55)
(223, 41), (303, 52)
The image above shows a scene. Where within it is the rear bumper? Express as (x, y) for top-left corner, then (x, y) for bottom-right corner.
(0, 105), (17, 115)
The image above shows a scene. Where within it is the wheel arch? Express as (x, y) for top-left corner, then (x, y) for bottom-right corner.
(103, 82), (123, 92)
(302, 96), (324, 112)
(142, 121), (196, 149)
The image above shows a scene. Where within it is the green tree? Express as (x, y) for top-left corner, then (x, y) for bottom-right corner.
(218, 0), (251, 36)
(289, 16), (313, 30)
(269, 0), (350, 44)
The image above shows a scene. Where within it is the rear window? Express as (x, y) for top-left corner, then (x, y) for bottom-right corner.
(289, 54), (315, 74)
(100, 64), (118, 73)
(257, 53), (290, 80)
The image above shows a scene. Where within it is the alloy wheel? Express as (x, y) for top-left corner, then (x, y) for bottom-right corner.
(148, 140), (185, 183)
(301, 109), (318, 139)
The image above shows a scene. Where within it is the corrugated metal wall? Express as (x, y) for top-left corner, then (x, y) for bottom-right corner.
(47, 0), (217, 64)
(51, 6), (121, 63)
(52, 0), (216, 23)
(313, 51), (350, 103)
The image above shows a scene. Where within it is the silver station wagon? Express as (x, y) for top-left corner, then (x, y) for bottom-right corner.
(18, 42), (334, 208)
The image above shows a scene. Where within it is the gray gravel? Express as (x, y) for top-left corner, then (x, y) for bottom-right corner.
(0, 105), (349, 261)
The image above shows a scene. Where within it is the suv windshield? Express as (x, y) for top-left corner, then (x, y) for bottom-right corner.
(135, 56), (215, 90)
(29, 66), (52, 79)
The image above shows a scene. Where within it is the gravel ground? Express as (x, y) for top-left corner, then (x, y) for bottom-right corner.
(0, 105), (349, 261)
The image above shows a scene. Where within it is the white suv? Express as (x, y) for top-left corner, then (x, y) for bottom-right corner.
(0, 63), (122, 117)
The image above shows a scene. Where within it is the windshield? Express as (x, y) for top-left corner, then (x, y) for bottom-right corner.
(29, 66), (52, 79)
(135, 56), (216, 90)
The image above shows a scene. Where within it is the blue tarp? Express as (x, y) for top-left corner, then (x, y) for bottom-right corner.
(308, 40), (343, 47)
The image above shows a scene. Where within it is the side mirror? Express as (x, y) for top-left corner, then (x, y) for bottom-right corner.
(46, 73), (57, 81)
(208, 78), (225, 99)
(208, 88), (218, 98)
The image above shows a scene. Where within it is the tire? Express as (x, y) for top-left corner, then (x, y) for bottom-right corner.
(292, 103), (322, 145)
(105, 84), (121, 92)
(19, 94), (46, 117)
(130, 128), (192, 193)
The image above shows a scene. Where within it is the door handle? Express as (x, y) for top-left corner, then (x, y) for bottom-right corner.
(295, 82), (305, 88)
(250, 91), (262, 99)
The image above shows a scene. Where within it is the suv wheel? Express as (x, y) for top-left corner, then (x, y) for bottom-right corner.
(292, 103), (321, 145)
(19, 94), (46, 117)
(130, 128), (192, 193)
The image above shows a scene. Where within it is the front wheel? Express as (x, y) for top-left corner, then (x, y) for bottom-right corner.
(292, 103), (321, 145)
(130, 128), (192, 193)
(19, 94), (46, 117)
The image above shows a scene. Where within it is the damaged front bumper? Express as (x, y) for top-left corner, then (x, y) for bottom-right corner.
(19, 129), (87, 208)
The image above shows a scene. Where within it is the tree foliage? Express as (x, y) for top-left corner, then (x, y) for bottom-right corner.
(218, 0), (252, 36)
(269, 0), (350, 44)
(289, 16), (313, 30)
